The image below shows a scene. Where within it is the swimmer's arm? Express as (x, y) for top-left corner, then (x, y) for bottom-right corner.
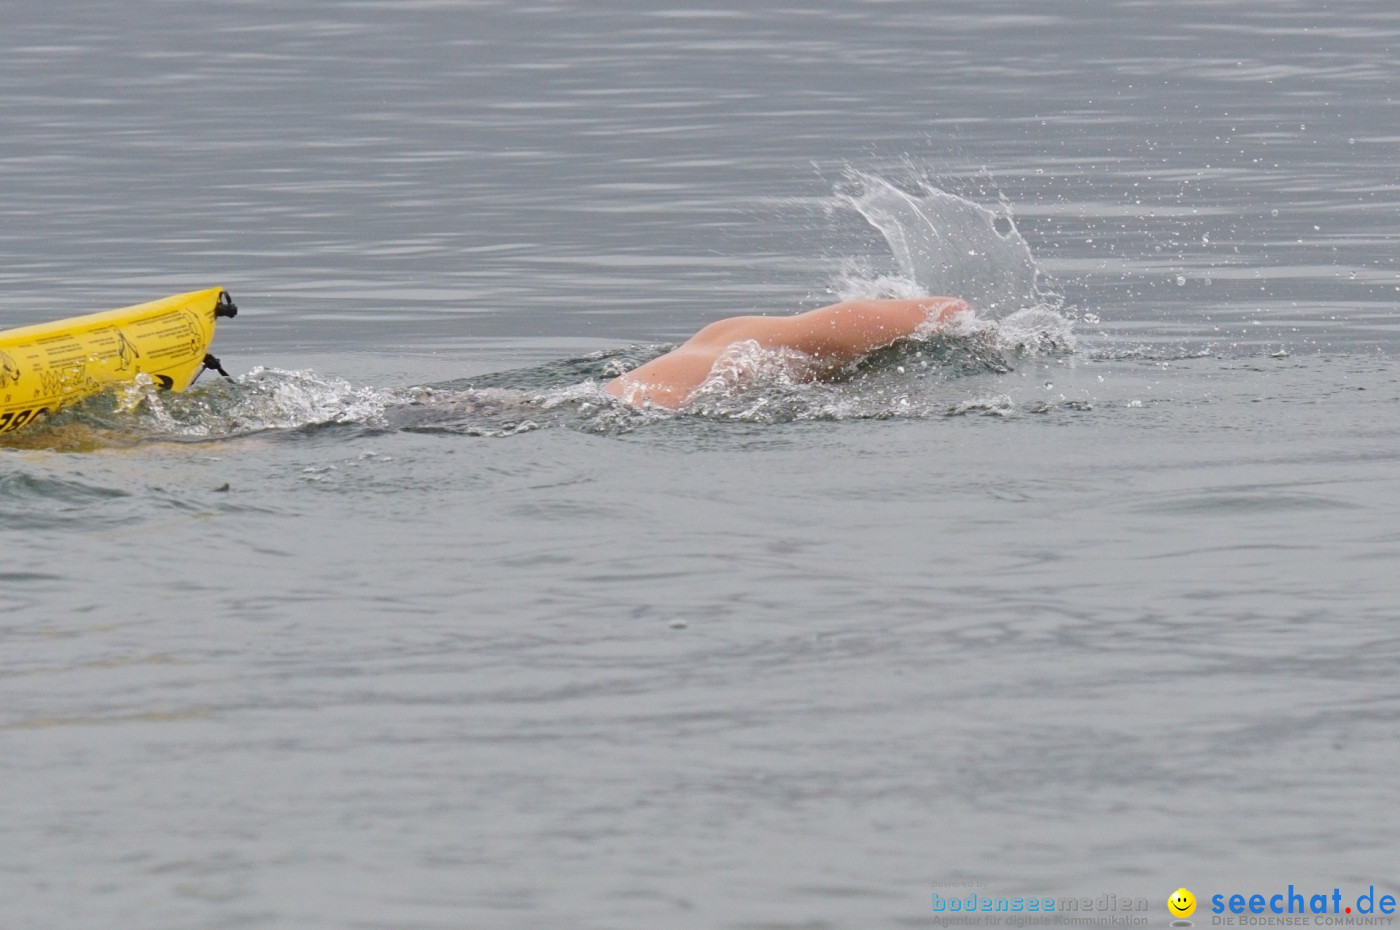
(683, 297), (969, 359)
(776, 297), (970, 368)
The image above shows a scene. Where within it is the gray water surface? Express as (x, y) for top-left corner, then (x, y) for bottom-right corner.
(3, 2), (1399, 929)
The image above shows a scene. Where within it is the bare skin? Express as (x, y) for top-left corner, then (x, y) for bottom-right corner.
(604, 296), (971, 409)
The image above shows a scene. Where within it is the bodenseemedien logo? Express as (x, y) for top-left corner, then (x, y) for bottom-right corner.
(932, 893), (1057, 913)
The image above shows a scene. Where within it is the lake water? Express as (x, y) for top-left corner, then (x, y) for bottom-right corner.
(3, 2), (1399, 928)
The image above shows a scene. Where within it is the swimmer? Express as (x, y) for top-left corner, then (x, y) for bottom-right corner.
(605, 296), (971, 409)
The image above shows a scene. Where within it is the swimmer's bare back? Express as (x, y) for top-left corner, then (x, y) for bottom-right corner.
(604, 296), (971, 409)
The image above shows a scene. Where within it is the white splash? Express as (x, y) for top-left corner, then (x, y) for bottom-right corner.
(838, 170), (1047, 317)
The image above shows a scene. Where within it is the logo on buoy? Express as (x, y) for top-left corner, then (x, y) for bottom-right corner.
(0, 350), (20, 387)
(114, 329), (140, 371)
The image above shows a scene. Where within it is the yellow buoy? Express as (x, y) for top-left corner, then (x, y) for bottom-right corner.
(0, 287), (236, 433)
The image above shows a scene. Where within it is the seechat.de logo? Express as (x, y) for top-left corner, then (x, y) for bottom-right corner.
(1210, 886), (1396, 917)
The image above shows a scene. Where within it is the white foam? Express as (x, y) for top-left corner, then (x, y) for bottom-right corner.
(128, 367), (395, 438)
(948, 394), (1017, 417)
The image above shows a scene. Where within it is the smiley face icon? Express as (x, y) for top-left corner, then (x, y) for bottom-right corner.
(1169, 888), (1197, 918)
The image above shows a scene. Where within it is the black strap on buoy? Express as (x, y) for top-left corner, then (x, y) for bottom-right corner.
(203, 353), (231, 379)
(188, 292), (238, 386)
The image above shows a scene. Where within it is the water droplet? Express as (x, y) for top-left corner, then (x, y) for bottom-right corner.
(1176, 275), (1187, 286)
(1270, 208), (1279, 217)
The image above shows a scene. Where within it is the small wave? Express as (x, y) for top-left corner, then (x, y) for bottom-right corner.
(391, 382), (601, 437)
(0, 468), (136, 530)
(429, 345), (663, 393)
(0, 471), (128, 505)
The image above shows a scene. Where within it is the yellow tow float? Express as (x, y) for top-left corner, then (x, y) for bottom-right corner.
(0, 287), (237, 433)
